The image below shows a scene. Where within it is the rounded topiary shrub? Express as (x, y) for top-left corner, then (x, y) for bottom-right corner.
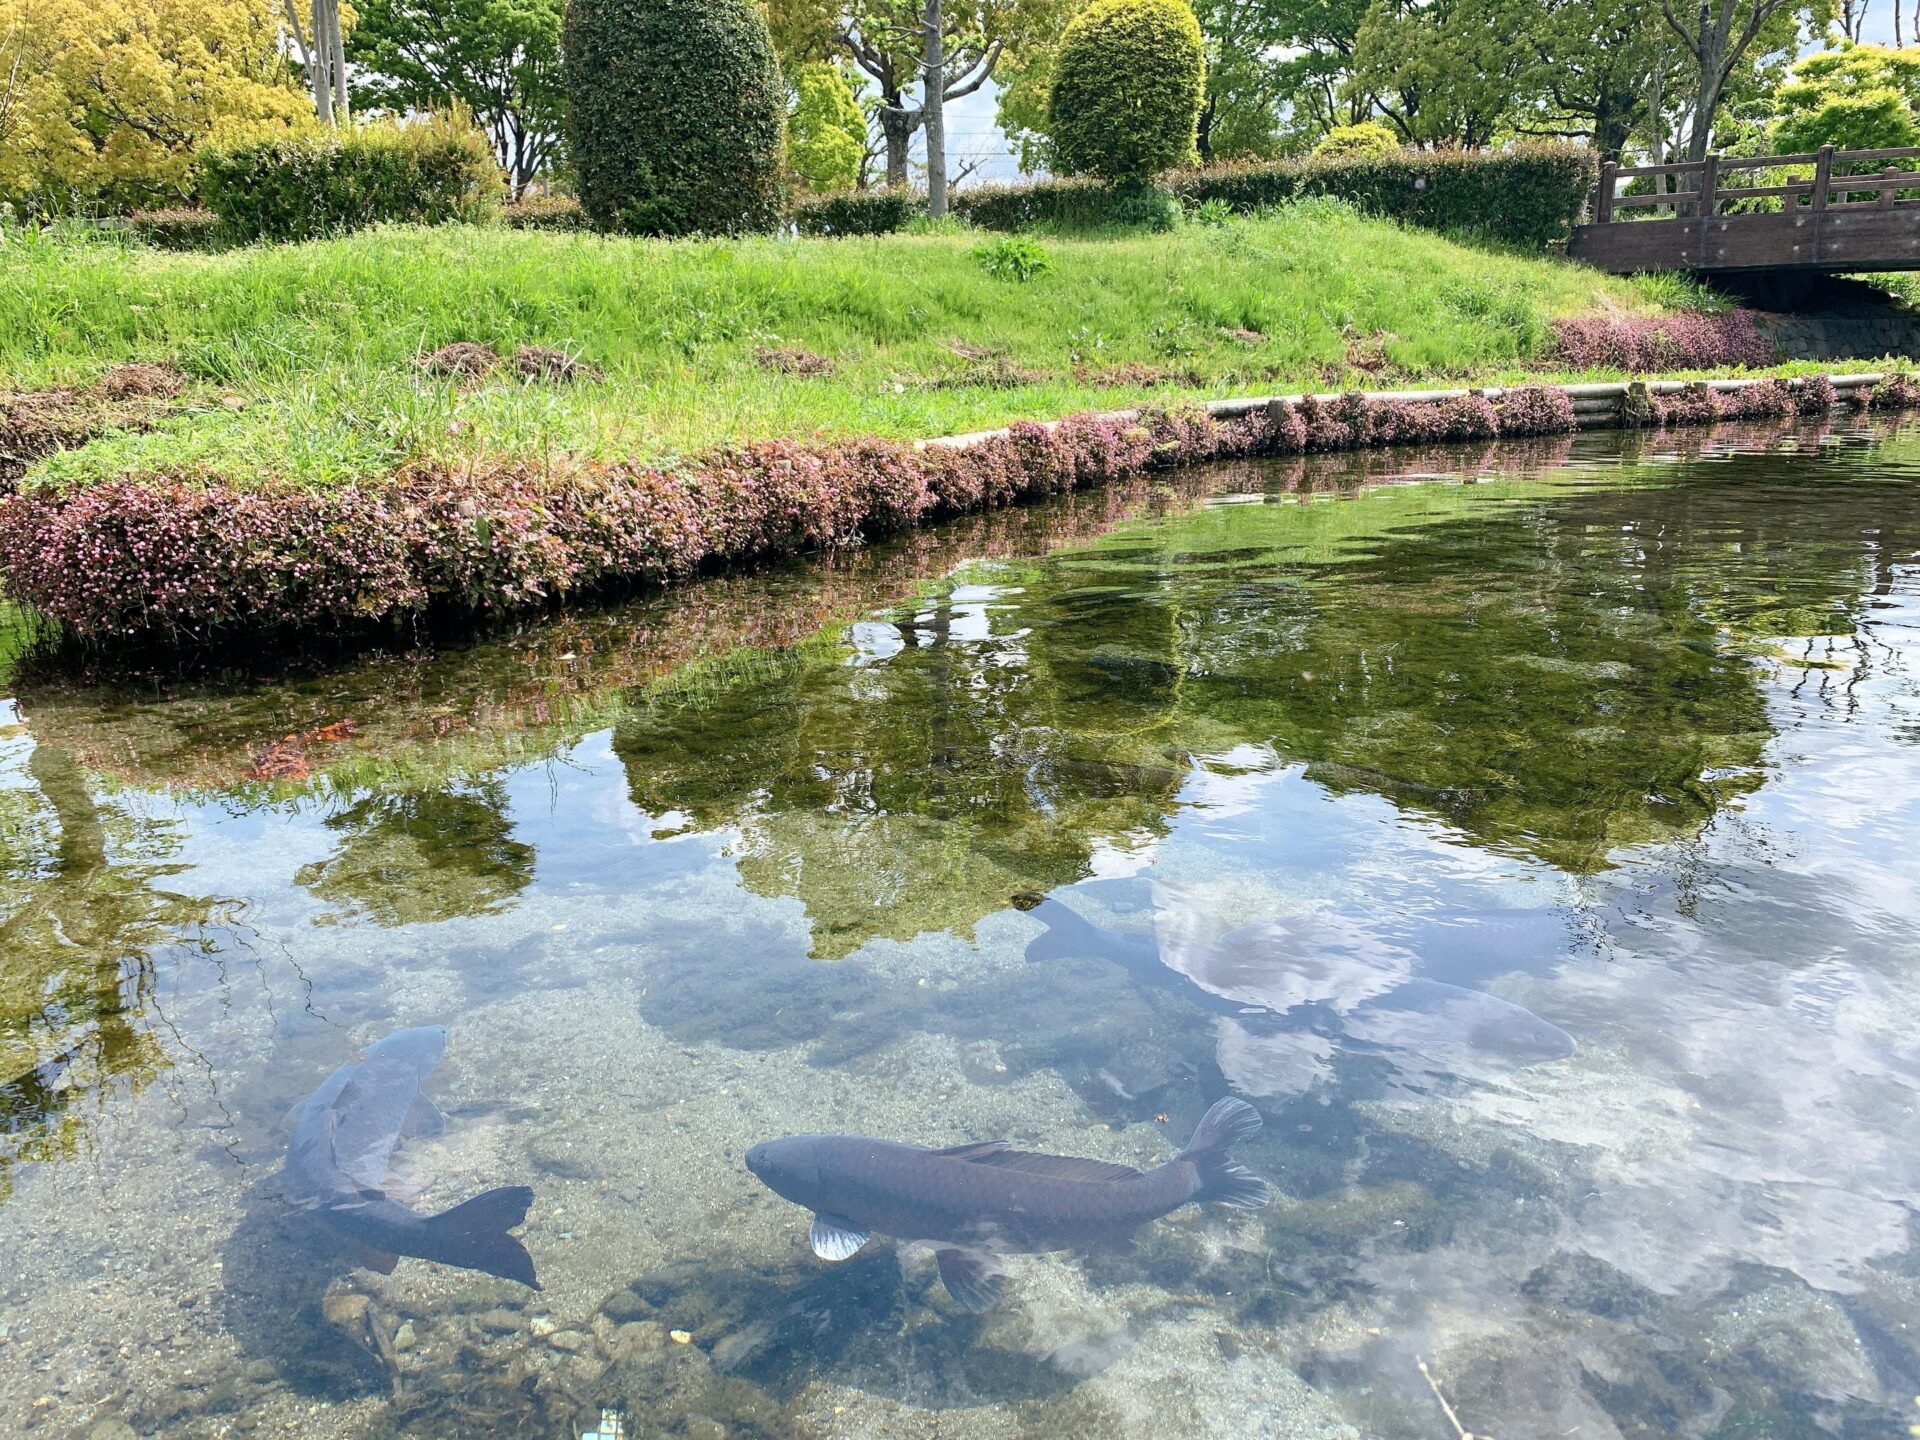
(1045, 0), (1205, 186)
(562, 0), (785, 236)
(1312, 121), (1402, 160)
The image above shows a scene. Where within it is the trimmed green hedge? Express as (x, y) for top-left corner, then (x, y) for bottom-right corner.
(956, 144), (1597, 249)
(199, 116), (502, 243)
(791, 188), (922, 236)
(562, 0), (785, 236)
(952, 176), (1120, 231)
(1171, 145), (1596, 248)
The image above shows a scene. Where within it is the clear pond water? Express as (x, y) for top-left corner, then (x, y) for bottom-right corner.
(4, 420), (1920, 1439)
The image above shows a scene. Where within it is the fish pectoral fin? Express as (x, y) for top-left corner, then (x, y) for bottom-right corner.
(347, 1239), (400, 1275)
(935, 1248), (1004, 1313)
(400, 1095), (446, 1139)
(809, 1213), (870, 1262)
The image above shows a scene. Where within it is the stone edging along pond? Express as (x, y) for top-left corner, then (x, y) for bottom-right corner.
(0, 371), (1911, 653)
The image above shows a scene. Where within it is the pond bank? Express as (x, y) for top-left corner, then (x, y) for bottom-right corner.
(0, 370), (1914, 661)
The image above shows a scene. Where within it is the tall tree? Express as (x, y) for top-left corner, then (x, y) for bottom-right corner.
(1348, 0), (1533, 148)
(787, 60), (867, 191)
(1190, 0), (1294, 159)
(1769, 42), (1920, 152)
(843, 0), (1003, 196)
(1519, 0), (1682, 160)
(1660, 0), (1812, 162)
(1262, 0), (1375, 145)
(282, 0), (350, 121)
(347, 0), (564, 195)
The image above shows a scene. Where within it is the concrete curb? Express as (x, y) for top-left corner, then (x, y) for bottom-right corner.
(922, 373), (1891, 450)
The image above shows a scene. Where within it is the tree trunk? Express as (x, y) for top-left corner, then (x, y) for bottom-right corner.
(330, 0), (349, 119)
(882, 106), (914, 188)
(1196, 93), (1215, 165)
(1676, 0), (1724, 167)
(923, 0), (946, 218)
(309, 0), (332, 122)
(306, 0), (348, 123)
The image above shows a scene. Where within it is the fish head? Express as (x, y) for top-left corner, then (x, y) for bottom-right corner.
(744, 1135), (832, 1208)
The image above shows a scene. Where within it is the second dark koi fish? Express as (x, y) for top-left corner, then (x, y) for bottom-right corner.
(745, 1098), (1272, 1311)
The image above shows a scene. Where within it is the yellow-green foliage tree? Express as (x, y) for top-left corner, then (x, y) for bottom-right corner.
(1771, 42), (1920, 153)
(0, 0), (309, 214)
(787, 62), (865, 193)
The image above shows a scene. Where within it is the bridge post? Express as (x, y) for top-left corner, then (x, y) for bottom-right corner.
(1595, 161), (1616, 224)
(1812, 144), (1832, 211)
(1696, 154), (1719, 222)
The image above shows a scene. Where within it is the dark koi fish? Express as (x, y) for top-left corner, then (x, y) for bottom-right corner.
(745, 1097), (1271, 1311)
(283, 1025), (539, 1288)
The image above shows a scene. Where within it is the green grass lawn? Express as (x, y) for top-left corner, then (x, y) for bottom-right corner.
(3, 206), (1671, 490)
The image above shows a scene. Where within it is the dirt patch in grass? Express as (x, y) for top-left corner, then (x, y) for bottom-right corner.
(1, 363), (189, 489)
(419, 342), (601, 384)
(1072, 361), (1206, 389)
(907, 346), (1055, 389)
(418, 342), (504, 380)
(1343, 330), (1398, 374)
(754, 346), (837, 377)
(97, 362), (188, 401)
(513, 345), (601, 383)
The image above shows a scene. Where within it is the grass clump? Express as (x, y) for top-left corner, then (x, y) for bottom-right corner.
(0, 210), (1656, 490)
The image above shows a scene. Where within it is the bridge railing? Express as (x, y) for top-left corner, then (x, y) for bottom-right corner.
(1593, 145), (1920, 224)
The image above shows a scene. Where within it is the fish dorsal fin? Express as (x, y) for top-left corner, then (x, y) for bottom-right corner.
(326, 1035), (444, 1190)
(401, 1095), (446, 1139)
(962, 1150), (1143, 1182)
(929, 1140), (1013, 1160)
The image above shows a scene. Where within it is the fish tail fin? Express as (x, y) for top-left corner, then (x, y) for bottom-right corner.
(1177, 1097), (1274, 1210)
(1016, 894), (1104, 964)
(422, 1185), (542, 1289)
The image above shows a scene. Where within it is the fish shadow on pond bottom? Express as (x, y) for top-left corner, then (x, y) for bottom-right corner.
(218, 1175), (394, 1399)
(613, 1251), (1139, 1408)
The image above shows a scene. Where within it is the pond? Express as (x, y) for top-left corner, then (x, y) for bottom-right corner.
(3, 418), (1919, 1440)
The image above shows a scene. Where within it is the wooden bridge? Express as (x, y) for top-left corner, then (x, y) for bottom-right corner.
(1567, 145), (1920, 275)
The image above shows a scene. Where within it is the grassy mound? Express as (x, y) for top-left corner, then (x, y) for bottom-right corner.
(0, 207), (1660, 490)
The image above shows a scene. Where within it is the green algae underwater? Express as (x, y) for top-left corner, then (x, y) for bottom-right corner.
(4, 416), (1920, 1438)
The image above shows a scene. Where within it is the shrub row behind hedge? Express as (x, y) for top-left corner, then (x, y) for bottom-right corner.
(955, 144), (1598, 248)
(200, 115), (502, 243)
(125, 207), (228, 251)
(12, 379), (1845, 649)
(503, 194), (588, 231)
(791, 188), (922, 236)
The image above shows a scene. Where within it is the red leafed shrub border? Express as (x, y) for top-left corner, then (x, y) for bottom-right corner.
(0, 379), (1885, 648)
(1549, 310), (1777, 371)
